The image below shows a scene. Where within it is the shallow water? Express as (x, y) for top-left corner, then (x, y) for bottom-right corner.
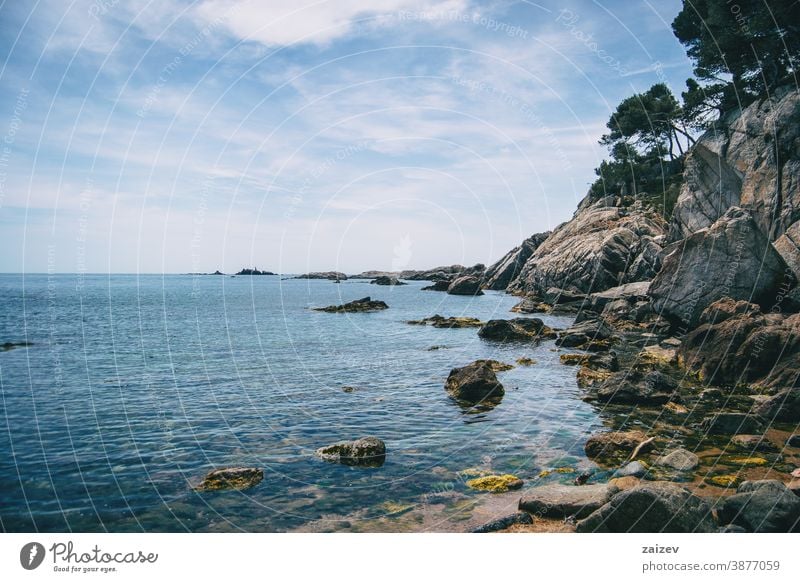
(0, 274), (603, 532)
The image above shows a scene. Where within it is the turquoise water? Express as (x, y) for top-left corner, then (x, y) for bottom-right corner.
(0, 274), (601, 532)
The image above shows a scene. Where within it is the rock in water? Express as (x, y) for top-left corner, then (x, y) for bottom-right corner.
(421, 280), (451, 291)
(718, 480), (800, 532)
(444, 361), (505, 404)
(466, 474), (524, 492)
(649, 207), (793, 328)
(295, 271), (348, 281)
(370, 276), (407, 286)
(654, 448), (699, 471)
(576, 482), (716, 533)
(195, 467), (264, 491)
(478, 319), (541, 342)
(313, 297), (389, 313)
(518, 484), (614, 519)
(316, 437), (386, 467)
(446, 276), (484, 296)
(406, 315), (483, 328)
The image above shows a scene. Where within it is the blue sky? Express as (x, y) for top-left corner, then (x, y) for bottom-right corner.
(0, 0), (692, 274)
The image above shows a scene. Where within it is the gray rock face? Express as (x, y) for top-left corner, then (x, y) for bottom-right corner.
(483, 232), (549, 290)
(668, 87), (800, 278)
(507, 198), (667, 296)
(588, 281), (651, 310)
(444, 361), (505, 404)
(679, 299), (800, 389)
(654, 448), (699, 471)
(316, 437), (386, 467)
(649, 207), (793, 328)
(446, 276), (484, 296)
(700, 413), (764, 435)
(576, 482), (716, 533)
(518, 483), (614, 519)
(718, 480), (800, 532)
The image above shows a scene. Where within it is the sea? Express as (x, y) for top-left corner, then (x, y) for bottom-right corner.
(0, 273), (604, 532)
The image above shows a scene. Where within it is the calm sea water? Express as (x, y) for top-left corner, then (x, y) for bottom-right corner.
(0, 274), (602, 532)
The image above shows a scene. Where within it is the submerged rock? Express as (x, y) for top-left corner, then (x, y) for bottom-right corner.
(518, 483), (613, 519)
(471, 512), (533, 533)
(718, 480), (800, 532)
(576, 482), (716, 533)
(445, 361), (505, 404)
(195, 467), (264, 492)
(314, 297), (389, 313)
(446, 276), (484, 296)
(316, 437), (386, 467)
(1, 341), (33, 351)
(466, 474), (523, 493)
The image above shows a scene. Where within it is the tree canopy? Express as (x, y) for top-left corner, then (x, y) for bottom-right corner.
(673, 0), (800, 113)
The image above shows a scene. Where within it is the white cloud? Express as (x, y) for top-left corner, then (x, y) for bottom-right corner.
(194, 0), (469, 47)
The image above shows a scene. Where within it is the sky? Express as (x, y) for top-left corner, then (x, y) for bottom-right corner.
(0, 0), (694, 274)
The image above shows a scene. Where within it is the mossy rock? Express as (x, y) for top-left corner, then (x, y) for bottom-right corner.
(516, 357), (537, 366)
(474, 359), (515, 372)
(722, 456), (770, 467)
(380, 501), (415, 517)
(703, 474), (742, 488)
(466, 474), (524, 493)
(538, 467), (575, 478)
(560, 354), (588, 366)
(195, 467), (264, 492)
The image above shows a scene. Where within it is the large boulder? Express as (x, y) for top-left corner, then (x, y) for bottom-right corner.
(668, 87), (800, 278)
(483, 232), (549, 290)
(555, 318), (613, 348)
(507, 197), (667, 296)
(717, 480), (800, 532)
(446, 276), (484, 296)
(678, 299), (800, 388)
(316, 437), (386, 467)
(518, 483), (614, 519)
(445, 361), (505, 403)
(576, 482), (716, 533)
(650, 207), (794, 328)
(654, 448), (699, 471)
(370, 276), (406, 286)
